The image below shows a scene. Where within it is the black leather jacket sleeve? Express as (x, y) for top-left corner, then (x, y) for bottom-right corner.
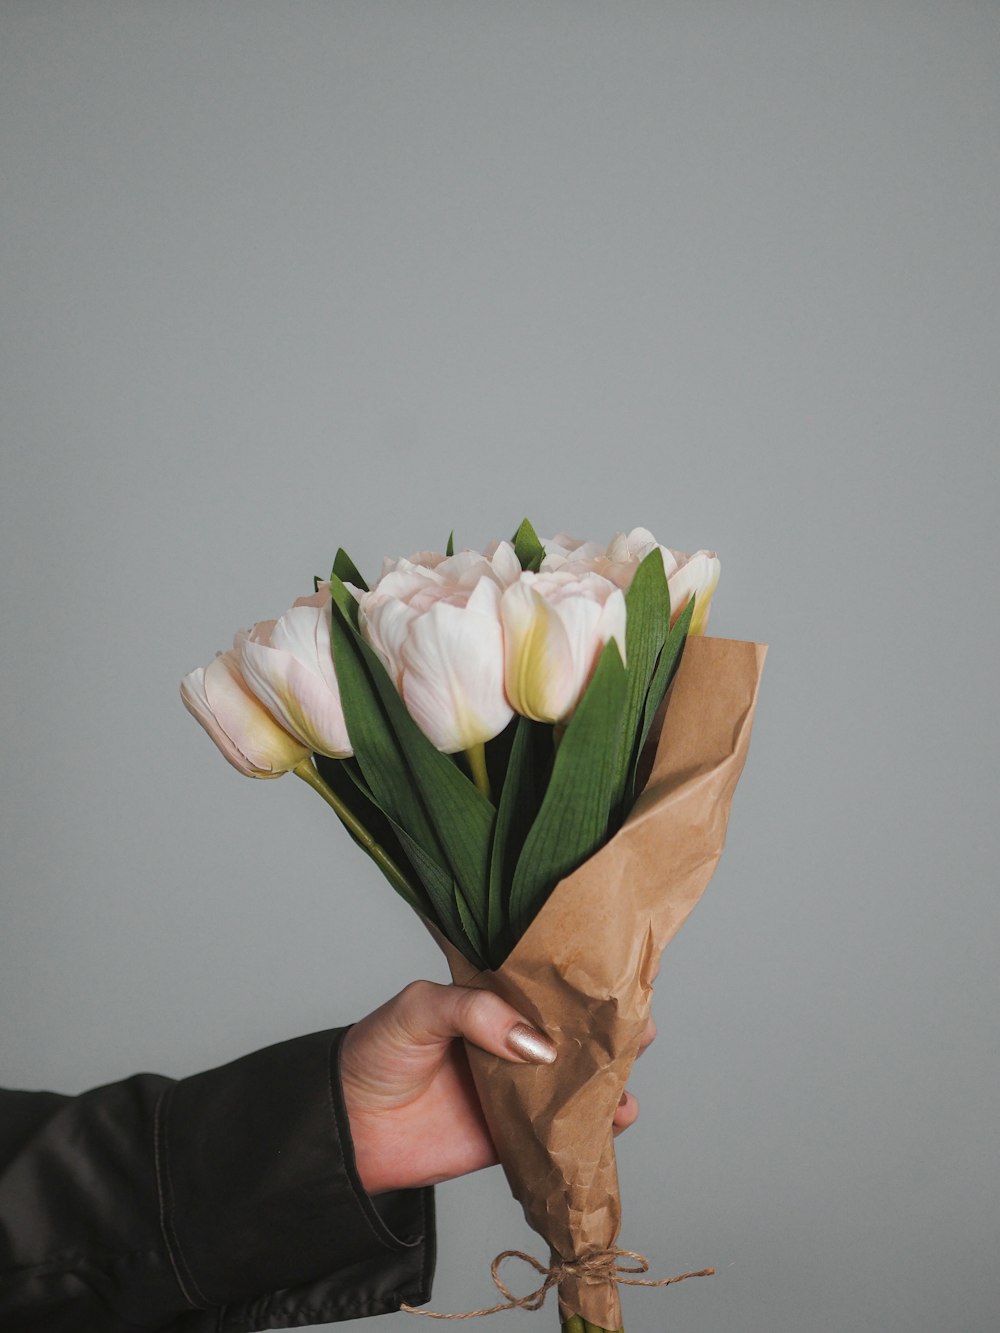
(0, 1028), (435, 1331)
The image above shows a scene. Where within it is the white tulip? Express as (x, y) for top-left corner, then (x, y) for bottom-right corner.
(180, 651), (311, 778)
(377, 540), (522, 589)
(501, 569), (627, 726)
(359, 547), (517, 759)
(541, 527), (720, 634)
(539, 531), (608, 571)
(374, 548), (448, 581)
(235, 590), (353, 759)
(665, 549), (721, 635)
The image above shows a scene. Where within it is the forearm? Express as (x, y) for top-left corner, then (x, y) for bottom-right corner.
(0, 1029), (435, 1331)
(0, 1073), (187, 1330)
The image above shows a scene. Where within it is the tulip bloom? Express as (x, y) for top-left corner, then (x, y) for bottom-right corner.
(180, 651), (311, 778)
(372, 540), (522, 593)
(543, 527), (721, 635)
(600, 529), (721, 633)
(539, 531), (607, 570)
(359, 554), (514, 759)
(501, 569), (627, 726)
(235, 591), (353, 759)
(664, 548), (721, 635)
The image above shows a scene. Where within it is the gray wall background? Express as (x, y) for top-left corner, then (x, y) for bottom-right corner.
(2, 3), (998, 1330)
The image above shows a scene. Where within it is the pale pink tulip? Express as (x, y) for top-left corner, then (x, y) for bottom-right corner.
(665, 549), (721, 635)
(374, 548), (449, 581)
(235, 591), (352, 759)
(501, 569), (627, 725)
(543, 527), (720, 634)
(359, 547), (517, 754)
(180, 651), (310, 778)
(539, 531), (608, 569)
(372, 542), (521, 597)
(600, 527), (721, 632)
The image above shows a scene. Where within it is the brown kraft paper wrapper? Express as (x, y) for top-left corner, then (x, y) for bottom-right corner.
(437, 636), (767, 1328)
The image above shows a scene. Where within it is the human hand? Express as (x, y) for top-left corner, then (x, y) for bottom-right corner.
(339, 980), (654, 1196)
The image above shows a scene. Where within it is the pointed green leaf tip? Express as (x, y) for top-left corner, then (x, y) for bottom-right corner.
(331, 547), (369, 592)
(446, 530), (455, 557)
(512, 518), (545, 572)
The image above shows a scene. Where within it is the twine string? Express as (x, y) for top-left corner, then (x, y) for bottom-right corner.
(401, 1247), (715, 1320)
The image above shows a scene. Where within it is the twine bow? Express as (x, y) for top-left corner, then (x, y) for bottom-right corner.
(401, 1247), (715, 1320)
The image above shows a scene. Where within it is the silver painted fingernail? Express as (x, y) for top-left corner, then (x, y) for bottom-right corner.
(506, 1022), (557, 1064)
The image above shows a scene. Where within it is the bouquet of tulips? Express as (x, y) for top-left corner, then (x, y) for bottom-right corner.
(182, 521), (765, 1332)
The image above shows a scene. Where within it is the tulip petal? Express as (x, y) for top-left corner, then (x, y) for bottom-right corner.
(667, 551), (720, 635)
(596, 586), (628, 661)
(181, 653), (309, 777)
(501, 581), (576, 724)
(549, 593), (608, 710)
(362, 597), (418, 686)
(374, 566), (444, 603)
(438, 549), (493, 586)
(489, 540), (523, 588)
(399, 585), (512, 752)
(269, 603), (341, 694)
(181, 664), (258, 777)
(237, 628), (352, 758)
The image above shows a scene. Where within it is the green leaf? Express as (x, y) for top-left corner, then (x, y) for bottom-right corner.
(486, 717), (550, 965)
(512, 517), (545, 572)
(331, 546), (369, 592)
(330, 752), (379, 805)
(607, 548), (671, 824)
(446, 530), (455, 557)
(387, 820), (484, 965)
(329, 574), (497, 948)
(352, 643), (495, 939)
(483, 713), (518, 798)
(313, 754), (430, 917)
(626, 595), (695, 807)
(327, 595), (461, 937)
(508, 640), (628, 941)
(454, 885), (489, 970)
(328, 575), (361, 629)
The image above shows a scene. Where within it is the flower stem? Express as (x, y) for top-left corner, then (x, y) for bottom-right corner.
(465, 741), (491, 799)
(292, 759), (421, 910)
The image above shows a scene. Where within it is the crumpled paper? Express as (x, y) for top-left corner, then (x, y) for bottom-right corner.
(438, 636), (767, 1327)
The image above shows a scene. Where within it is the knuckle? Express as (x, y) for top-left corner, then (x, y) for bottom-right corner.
(391, 979), (449, 1044)
(461, 988), (518, 1043)
(396, 978), (436, 1016)
(455, 986), (492, 1030)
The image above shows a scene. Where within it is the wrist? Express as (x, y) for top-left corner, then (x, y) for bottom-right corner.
(338, 1028), (413, 1196)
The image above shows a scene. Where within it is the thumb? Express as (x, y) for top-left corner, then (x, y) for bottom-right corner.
(391, 979), (557, 1065)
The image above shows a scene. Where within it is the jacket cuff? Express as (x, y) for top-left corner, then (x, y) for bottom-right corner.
(156, 1027), (434, 1320)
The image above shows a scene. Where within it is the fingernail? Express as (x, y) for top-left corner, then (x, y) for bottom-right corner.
(506, 1022), (557, 1064)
